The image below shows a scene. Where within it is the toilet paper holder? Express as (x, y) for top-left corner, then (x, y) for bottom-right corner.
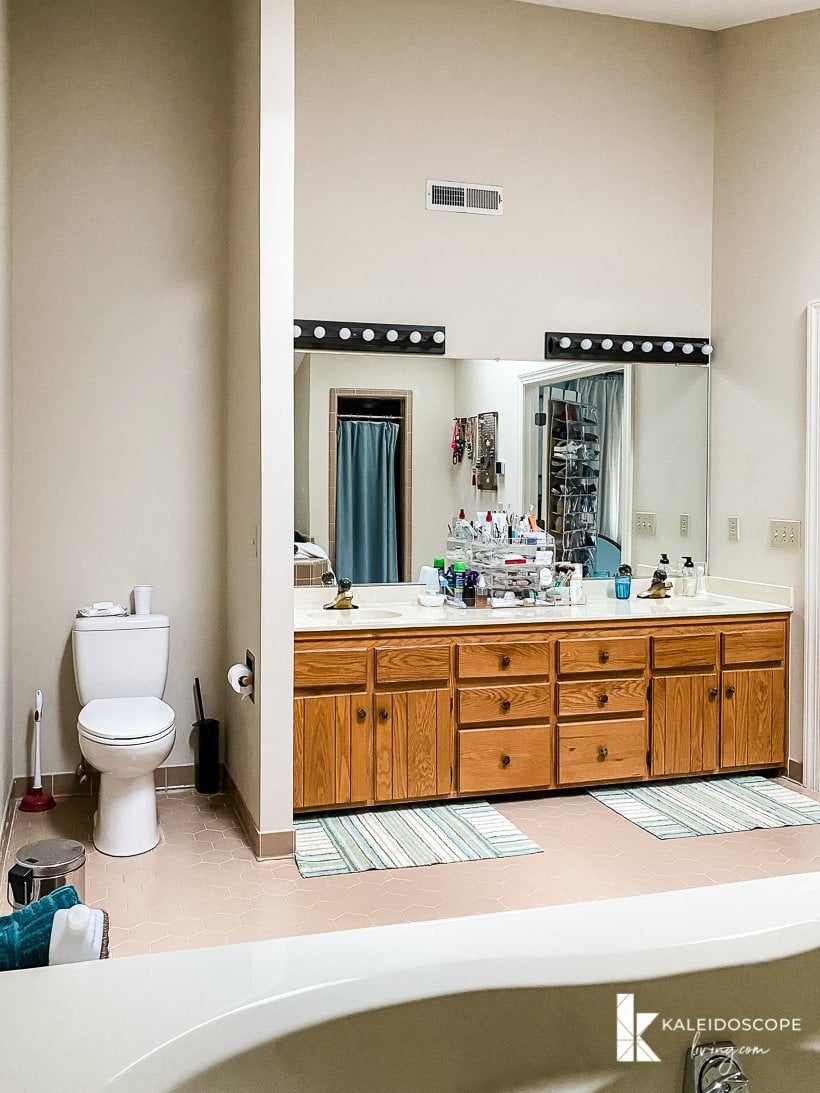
(227, 650), (255, 703)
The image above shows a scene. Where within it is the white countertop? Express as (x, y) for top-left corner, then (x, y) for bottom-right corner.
(294, 581), (792, 633)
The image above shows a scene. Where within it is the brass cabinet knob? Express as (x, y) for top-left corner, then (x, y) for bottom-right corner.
(378, 708), (389, 721)
(501, 698), (512, 712)
(356, 707), (367, 722)
(726, 685), (736, 698)
(709, 688), (719, 700)
(599, 650), (610, 663)
(501, 754), (511, 766)
(501, 655), (511, 668)
(598, 693), (609, 705)
(598, 745), (609, 760)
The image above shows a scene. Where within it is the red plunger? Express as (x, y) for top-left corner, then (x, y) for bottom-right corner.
(19, 689), (56, 813)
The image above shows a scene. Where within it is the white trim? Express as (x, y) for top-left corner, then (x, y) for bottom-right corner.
(803, 299), (820, 792)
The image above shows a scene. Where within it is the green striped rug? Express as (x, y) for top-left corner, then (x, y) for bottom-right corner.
(590, 775), (820, 839)
(294, 800), (542, 878)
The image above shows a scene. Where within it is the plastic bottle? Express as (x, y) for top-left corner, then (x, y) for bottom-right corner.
(682, 557), (697, 597)
(475, 573), (489, 608)
(452, 562), (466, 604)
(49, 904), (106, 965)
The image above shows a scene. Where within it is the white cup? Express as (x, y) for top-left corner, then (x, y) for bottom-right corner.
(133, 585), (153, 616)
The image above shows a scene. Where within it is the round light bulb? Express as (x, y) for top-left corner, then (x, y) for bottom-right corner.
(682, 343), (694, 355)
(601, 338), (613, 351)
(662, 340), (674, 353)
(293, 324), (302, 339)
(313, 325), (326, 339)
(433, 330), (445, 345)
(621, 340), (634, 353)
(386, 329), (399, 343)
(701, 343), (714, 356)
(362, 328), (375, 342)
(580, 338), (593, 351)
(339, 327), (351, 340)
(409, 330), (422, 344)
(558, 336), (572, 349)
(641, 341), (653, 353)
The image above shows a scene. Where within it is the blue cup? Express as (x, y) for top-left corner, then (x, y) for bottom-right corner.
(614, 575), (631, 600)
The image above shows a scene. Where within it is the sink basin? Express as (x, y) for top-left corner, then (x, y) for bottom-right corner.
(306, 608), (402, 621)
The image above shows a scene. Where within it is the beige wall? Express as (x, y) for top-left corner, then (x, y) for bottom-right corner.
(295, 0), (715, 361)
(10, 0), (230, 775)
(710, 9), (820, 762)
(0, 0), (9, 801)
(226, 0), (263, 824)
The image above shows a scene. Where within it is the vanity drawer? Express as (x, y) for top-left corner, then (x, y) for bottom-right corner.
(651, 632), (718, 670)
(558, 719), (647, 785)
(457, 641), (550, 680)
(722, 626), (786, 667)
(558, 636), (646, 676)
(294, 648), (368, 689)
(558, 677), (646, 718)
(458, 683), (550, 726)
(376, 644), (450, 685)
(458, 727), (552, 793)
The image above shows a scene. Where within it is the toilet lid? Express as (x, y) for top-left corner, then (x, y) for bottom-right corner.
(78, 697), (175, 743)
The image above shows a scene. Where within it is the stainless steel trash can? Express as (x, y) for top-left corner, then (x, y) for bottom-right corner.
(6, 838), (86, 909)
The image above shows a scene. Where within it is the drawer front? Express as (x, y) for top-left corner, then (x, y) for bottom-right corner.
(376, 644), (450, 685)
(558, 677), (646, 718)
(558, 636), (646, 676)
(294, 648), (368, 689)
(458, 727), (552, 793)
(457, 641), (550, 680)
(722, 626), (786, 667)
(558, 719), (647, 785)
(458, 683), (551, 727)
(651, 633), (718, 670)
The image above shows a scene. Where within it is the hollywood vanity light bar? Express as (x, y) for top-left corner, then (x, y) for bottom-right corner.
(545, 332), (713, 365)
(294, 321), (446, 355)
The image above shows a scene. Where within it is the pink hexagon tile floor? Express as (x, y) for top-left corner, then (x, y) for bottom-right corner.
(3, 781), (820, 959)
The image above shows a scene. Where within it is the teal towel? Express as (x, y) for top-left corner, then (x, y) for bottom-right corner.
(0, 885), (81, 971)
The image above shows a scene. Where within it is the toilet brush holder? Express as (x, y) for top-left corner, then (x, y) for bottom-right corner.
(194, 719), (220, 795)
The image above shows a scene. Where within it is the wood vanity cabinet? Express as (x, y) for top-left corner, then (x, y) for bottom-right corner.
(292, 612), (789, 812)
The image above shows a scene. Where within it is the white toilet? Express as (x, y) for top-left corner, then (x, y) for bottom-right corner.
(72, 614), (175, 857)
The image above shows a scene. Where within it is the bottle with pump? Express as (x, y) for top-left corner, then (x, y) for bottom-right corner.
(682, 557), (697, 597)
(475, 573), (489, 608)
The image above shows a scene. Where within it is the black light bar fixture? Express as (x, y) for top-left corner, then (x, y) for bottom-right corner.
(294, 320), (446, 355)
(545, 332), (713, 364)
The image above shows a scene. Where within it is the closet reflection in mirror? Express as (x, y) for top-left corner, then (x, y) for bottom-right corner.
(293, 353), (708, 585)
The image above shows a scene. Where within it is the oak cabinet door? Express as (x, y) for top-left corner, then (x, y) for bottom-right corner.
(375, 689), (452, 802)
(293, 693), (372, 809)
(651, 673), (719, 777)
(721, 668), (786, 769)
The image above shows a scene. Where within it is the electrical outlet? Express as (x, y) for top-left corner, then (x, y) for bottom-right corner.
(770, 519), (802, 550)
(728, 516), (740, 543)
(634, 512), (657, 537)
(679, 513), (690, 537)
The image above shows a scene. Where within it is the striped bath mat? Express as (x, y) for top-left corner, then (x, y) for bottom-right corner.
(294, 800), (542, 877)
(590, 775), (820, 839)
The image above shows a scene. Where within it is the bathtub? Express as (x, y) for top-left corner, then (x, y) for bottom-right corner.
(1, 873), (819, 1090)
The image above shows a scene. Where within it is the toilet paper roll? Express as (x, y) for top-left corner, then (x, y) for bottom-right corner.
(227, 662), (253, 698)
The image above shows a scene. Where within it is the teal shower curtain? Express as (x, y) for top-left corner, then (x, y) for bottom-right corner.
(335, 420), (400, 584)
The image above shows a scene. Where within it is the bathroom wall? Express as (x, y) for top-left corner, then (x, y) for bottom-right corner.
(10, 0), (230, 775)
(710, 9), (820, 762)
(0, 0), (10, 803)
(226, 0), (263, 826)
(295, 0), (716, 362)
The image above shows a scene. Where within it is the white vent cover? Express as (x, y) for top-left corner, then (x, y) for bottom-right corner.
(426, 180), (503, 216)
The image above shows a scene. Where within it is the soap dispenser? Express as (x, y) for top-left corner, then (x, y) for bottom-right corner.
(682, 557), (696, 597)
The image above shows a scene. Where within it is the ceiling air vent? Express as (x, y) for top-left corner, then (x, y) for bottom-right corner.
(426, 179), (503, 216)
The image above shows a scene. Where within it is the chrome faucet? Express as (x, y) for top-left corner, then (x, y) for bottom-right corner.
(323, 577), (358, 610)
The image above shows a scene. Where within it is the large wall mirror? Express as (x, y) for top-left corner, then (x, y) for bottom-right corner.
(293, 353), (709, 585)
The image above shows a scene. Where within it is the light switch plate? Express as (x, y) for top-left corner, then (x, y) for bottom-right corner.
(770, 519), (801, 549)
(634, 512), (657, 536)
(728, 516), (740, 542)
(679, 513), (690, 537)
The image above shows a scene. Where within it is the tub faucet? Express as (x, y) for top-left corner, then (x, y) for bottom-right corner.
(324, 577), (358, 610)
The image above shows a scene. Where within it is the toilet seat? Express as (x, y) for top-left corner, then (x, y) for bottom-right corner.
(78, 697), (175, 747)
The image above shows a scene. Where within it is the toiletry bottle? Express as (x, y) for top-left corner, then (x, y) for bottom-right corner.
(569, 563), (584, 605)
(614, 563), (632, 600)
(452, 562), (466, 604)
(475, 573), (489, 608)
(695, 562), (707, 597)
(682, 557), (696, 597)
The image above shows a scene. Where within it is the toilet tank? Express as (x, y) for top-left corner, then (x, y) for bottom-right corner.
(72, 615), (170, 704)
